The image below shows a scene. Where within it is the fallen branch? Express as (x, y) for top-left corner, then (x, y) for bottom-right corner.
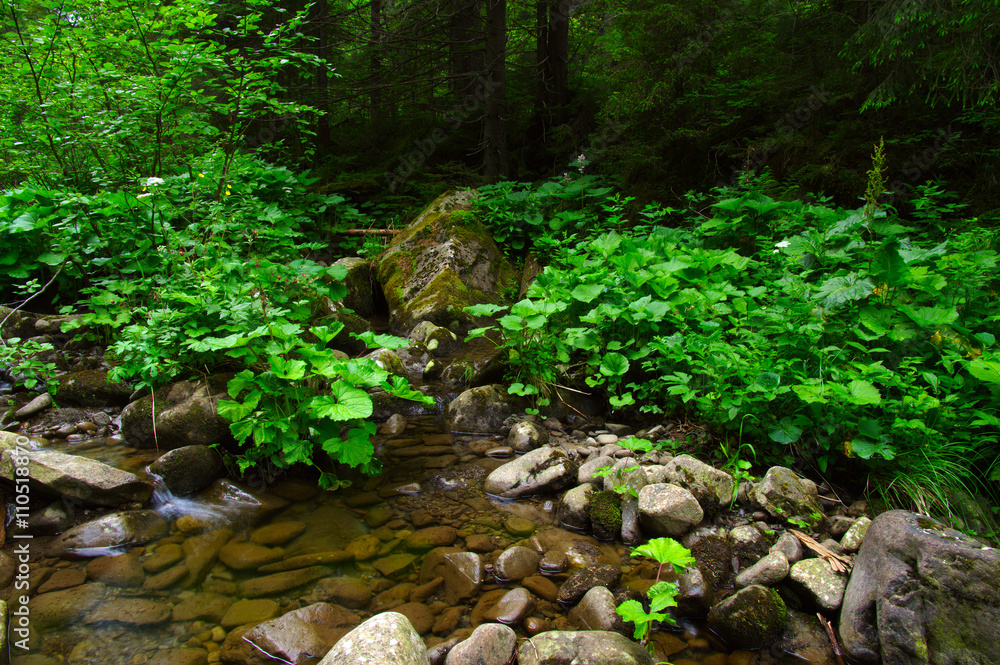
(336, 228), (400, 236)
(817, 612), (847, 665)
(789, 529), (853, 573)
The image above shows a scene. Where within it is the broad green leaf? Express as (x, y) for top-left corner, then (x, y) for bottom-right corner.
(309, 383), (373, 420)
(871, 239), (911, 288)
(813, 274), (876, 309)
(310, 323), (345, 345)
(899, 304), (958, 329)
(753, 372), (781, 391)
(847, 379), (882, 405)
(352, 331), (411, 350)
(647, 581), (680, 613)
(599, 352), (629, 377)
(269, 356), (307, 380)
(571, 283), (605, 303)
(967, 359), (1000, 386)
(464, 303), (509, 316)
(792, 384), (828, 404)
(610, 392), (635, 409)
(632, 537), (695, 572)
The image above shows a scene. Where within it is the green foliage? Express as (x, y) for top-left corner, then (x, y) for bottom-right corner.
(617, 537), (694, 648)
(0, 337), (57, 391)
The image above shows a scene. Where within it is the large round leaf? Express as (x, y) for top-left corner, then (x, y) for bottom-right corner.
(309, 382), (373, 421)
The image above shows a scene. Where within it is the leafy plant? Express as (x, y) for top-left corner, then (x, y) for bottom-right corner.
(0, 337), (57, 391)
(617, 537), (695, 650)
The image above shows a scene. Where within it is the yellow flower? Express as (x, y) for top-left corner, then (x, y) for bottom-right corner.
(930, 330), (943, 346)
(198, 173), (204, 177)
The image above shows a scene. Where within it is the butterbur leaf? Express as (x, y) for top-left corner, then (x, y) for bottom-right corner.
(508, 382), (539, 396)
(352, 331), (411, 350)
(269, 356), (306, 380)
(610, 392), (635, 408)
(571, 283), (605, 303)
(967, 358), (1000, 386)
(769, 418), (803, 445)
(600, 352), (630, 376)
(615, 600), (664, 641)
(648, 581), (680, 614)
(813, 274), (876, 309)
(385, 375), (435, 405)
(632, 537), (695, 572)
(848, 380), (881, 405)
(310, 383), (373, 421)
(310, 323), (345, 345)
(753, 372), (781, 391)
(464, 303), (508, 316)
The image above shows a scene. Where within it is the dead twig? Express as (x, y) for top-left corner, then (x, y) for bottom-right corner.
(817, 612), (847, 665)
(790, 529), (853, 573)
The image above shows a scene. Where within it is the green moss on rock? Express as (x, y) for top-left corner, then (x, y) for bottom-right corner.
(589, 490), (622, 541)
(707, 584), (788, 649)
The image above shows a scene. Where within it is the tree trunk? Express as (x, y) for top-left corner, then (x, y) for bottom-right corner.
(483, 0), (508, 182)
(369, 0), (384, 125)
(451, 0), (483, 96)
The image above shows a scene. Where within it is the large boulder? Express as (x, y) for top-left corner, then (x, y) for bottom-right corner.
(0, 447), (153, 506)
(517, 631), (654, 665)
(148, 445), (225, 496)
(241, 603), (361, 664)
(753, 466), (824, 528)
(318, 612), (430, 665)
(446, 384), (522, 433)
(54, 370), (132, 407)
(838, 509), (1000, 664)
(663, 454), (735, 516)
(334, 257), (379, 319)
(483, 446), (578, 499)
(377, 190), (517, 334)
(637, 483), (704, 537)
(121, 378), (232, 450)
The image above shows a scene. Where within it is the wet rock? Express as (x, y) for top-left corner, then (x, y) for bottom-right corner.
(55, 370), (132, 407)
(558, 483), (597, 530)
(445, 622), (517, 665)
(420, 548), (484, 604)
(318, 611), (431, 665)
(524, 616), (550, 636)
(380, 413), (408, 436)
(311, 577), (372, 609)
(377, 189), (516, 334)
(195, 479), (290, 524)
(446, 384), (521, 433)
(483, 446), (578, 498)
(485, 587), (536, 626)
(772, 610), (838, 665)
(84, 598), (171, 625)
(148, 445), (225, 496)
(517, 631), (654, 665)
(404, 526), (458, 550)
(839, 510), (1000, 664)
(676, 566), (712, 615)
(769, 531), (803, 563)
(28, 583), (109, 630)
(506, 420), (548, 453)
(410, 320), (461, 356)
(0, 552), (13, 589)
(826, 515), (855, 538)
(433, 607), (465, 636)
(0, 447), (153, 507)
(393, 602), (435, 634)
(146, 649), (209, 665)
(569, 586), (628, 634)
(36, 568), (86, 593)
(523, 575), (559, 602)
(182, 528), (233, 587)
(171, 592), (233, 622)
(753, 467), (824, 528)
(531, 528), (620, 569)
(143, 563), (189, 590)
(729, 524), (769, 571)
(664, 454), (735, 516)
(788, 558), (847, 612)
(620, 497), (641, 545)
(15, 392), (52, 419)
(334, 256), (378, 318)
(219, 541), (284, 571)
(839, 515), (871, 552)
(251, 521), (307, 546)
(707, 584), (788, 649)
(464, 534), (495, 553)
(221, 598), (282, 629)
(260, 550), (354, 573)
(589, 490), (622, 541)
(505, 515), (536, 537)
(734, 551), (789, 589)
(121, 378), (231, 450)
(557, 564), (622, 605)
(347, 534), (382, 561)
(243, 602), (360, 663)
(494, 546), (541, 583)
(637, 483), (704, 537)
(45, 510), (168, 558)
(372, 553), (418, 578)
(239, 565), (330, 598)
(578, 456), (615, 485)
(85, 552), (144, 587)
(143, 543), (183, 573)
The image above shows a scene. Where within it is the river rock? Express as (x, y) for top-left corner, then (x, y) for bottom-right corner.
(84, 597), (171, 625)
(121, 378), (231, 450)
(182, 528), (233, 587)
(446, 384), (521, 433)
(770, 530), (804, 563)
(377, 189), (516, 334)
(773, 610), (838, 665)
(530, 528), (620, 569)
(318, 611), (431, 665)
(219, 541), (284, 570)
(446, 622), (517, 665)
(707, 584), (788, 649)
(221, 598), (282, 629)
(664, 454), (735, 515)
(753, 466), (824, 528)
(404, 526), (458, 550)
(789, 557), (847, 612)
(15, 392), (52, 419)
(45, 510), (167, 557)
(420, 548), (483, 604)
(578, 456), (615, 485)
(380, 413), (408, 436)
(29, 583), (109, 629)
(569, 586), (628, 634)
(410, 320), (460, 356)
(148, 445), (225, 496)
(485, 587), (536, 626)
(559, 483), (597, 531)
(311, 577), (372, 609)
(146, 649), (209, 665)
(171, 592), (233, 622)
(637, 483), (704, 537)
(243, 602), (360, 663)
(735, 551), (789, 588)
(261, 550), (354, 573)
(483, 446), (578, 498)
(494, 545), (541, 583)
(86, 552), (144, 587)
(506, 420), (548, 453)
(54, 370), (131, 407)
(839, 515), (871, 552)
(0, 447), (153, 507)
(334, 256), (378, 318)
(729, 524), (769, 570)
(393, 602), (435, 634)
(37, 568), (86, 593)
(252, 521), (307, 546)
(839, 509), (1000, 664)
(238, 565), (330, 598)
(517, 631), (654, 665)
(557, 564), (622, 605)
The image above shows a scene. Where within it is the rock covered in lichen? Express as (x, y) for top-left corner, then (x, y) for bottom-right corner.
(588, 490), (623, 541)
(707, 584), (788, 649)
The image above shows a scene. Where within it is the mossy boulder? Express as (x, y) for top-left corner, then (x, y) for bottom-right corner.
(55, 370), (132, 407)
(333, 257), (378, 318)
(589, 490), (623, 541)
(377, 190), (517, 334)
(121, 377), (232, 450)
(707, 584), (788, 649)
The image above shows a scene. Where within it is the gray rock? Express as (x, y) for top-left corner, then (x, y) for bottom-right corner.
(557, 564), (622, 605)
(318, 611), (430, 665)
(826, 515), (855, 538)
(637, 483), (704, 537)
(602, 459), (647, 495)
(707, 584), (788, 649)
(484, 446), (578, 498)
(664, 454), (735, 515)
(753, 466), (824, 528)
(410, 320), (460, 356)
(243, 602), (361, 664)
(770, 530), (804, 563)
(446, 384), (521, 433)
(558, 483), (597, 530)
(121, 378), (231, 450)
(568, 586), (628, 634)
(839, 509), (1000, 664)
(517, 631), (654, 665)
(789, 558), (848, 612)
(839, 515), (871, 552)
(334, 257), (378, 319)
(484, 587), (536, 626)
(377, 190), (516, 333)
(729, 524), (769, 571)
(773, 609), (838, 665)
(735, 551), (789, 588)
(380, 414), (408, 436)
(420, 548), (483, 605)
(148, 445), (225, 496)
(445, 623), (516, 665)
(15, 393), (52, 419)
(494, 545), (541, 583)
(578, 455), (615, 485)
(55, 370), (132, 407)
(682, 527), (733, 590)
(620, 497), (641, 545)
(0, 448), (152, 507)
(506, 420), (549, 453)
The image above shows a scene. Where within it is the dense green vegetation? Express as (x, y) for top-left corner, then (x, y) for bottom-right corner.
(1, 0), (998, 520)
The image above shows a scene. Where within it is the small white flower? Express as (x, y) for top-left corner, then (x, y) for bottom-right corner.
(773, 249), (779, 253)
(137, 192), (153, 198)
(144, 176), (165, 187)
(775, 240), (791, 248)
